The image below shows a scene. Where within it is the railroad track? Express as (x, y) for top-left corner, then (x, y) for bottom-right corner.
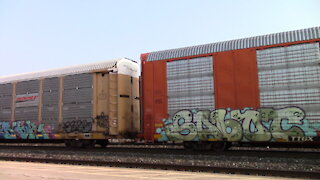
(0, 156), (319, 179)
(0, 145), (319, 179)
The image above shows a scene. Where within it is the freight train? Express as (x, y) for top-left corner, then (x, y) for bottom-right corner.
(0, 26), (320, 151)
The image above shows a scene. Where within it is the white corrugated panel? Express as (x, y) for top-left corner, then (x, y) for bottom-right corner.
(166, 56), (214, 116)
(147, 26), (320, 61)
(0, 58), (131, 84)
(257, 42), (320, 123)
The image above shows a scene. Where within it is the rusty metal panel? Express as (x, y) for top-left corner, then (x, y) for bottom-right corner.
(147, 26), (320, 61)
(166, 56), (214, 116)
(132, 77), (140, 133)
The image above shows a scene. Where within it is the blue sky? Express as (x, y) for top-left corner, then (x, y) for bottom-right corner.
(0, 0), (319, 76)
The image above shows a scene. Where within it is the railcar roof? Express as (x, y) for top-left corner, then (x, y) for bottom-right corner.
(0, 58), (131, 84)
(146, 26), (320, 61)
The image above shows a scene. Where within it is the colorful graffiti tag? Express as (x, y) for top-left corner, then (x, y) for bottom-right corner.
(0, 121), (50, 139)
(156, 107), (320, 142)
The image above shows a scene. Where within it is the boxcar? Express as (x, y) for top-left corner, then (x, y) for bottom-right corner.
(141, 26), (320, 150)
(0, 58), (140, 147)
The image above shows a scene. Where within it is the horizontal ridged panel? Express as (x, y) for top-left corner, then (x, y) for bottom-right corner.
(43, 77), (59, 92)
(0, 84), (12, 95)
(167, 56), (214, 116)
(62, 103), (92, 119)
(16, 80), (39, 94)
(260, 88), (320, 108)
(0, 95), (12, 108)
(63, 88), (92, 103)
(15, 107), (38, 121)
(41, 105), (59, 119)
(306, 112), (320, 122)
(0, 108), (11, 121)
(258, 66), (320, 91)
(42, 91), (59, 105)
(147, 26), (320, 61)
(257, 43), (320, 70)
(257, 42), (320, 123)
(167, 77), (214, 97)
(63, 73), (92, 90)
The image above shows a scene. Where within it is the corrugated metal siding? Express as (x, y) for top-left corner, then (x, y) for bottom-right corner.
(166, 56), (214, 116)
(62, 73), (92, 121)
(0, 108), (11, 121)
(63, 73), (92, 90)
(257, 42), (320, 123)
(0, 83), (13, 121)
(147, 26), (320, 61)
(16, 80), (39, 94)
(62, 103), (92, 118)
(0, 83), (13, 95)
(42, 77), (59, 130)
(0, 58), (124, 84)
(42, 91), (59, 105)
(15, 107), (38, 121)
(43, 77), (59, 91)
(0, 96), (12, 108)
(15, 80), (39, 121)
(42, 105), (59, 119)
(63, 88), (92, 103)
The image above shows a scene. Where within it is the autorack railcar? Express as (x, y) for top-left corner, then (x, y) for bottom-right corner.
(141, 26), (320, 151)
(0, 26), (320, 151)
(0, 58), (140, 147)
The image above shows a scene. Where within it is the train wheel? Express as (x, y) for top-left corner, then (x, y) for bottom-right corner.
(83, 140), (95, 149)
(96, 140), (109, 148)
(183, 141), (194, 150)
(196, 142), (212, 151)
(65, 140), (72, 148)
(211, 142), (227, 152)
(65, 140), (84, 148)
(184, 142), (212, 151)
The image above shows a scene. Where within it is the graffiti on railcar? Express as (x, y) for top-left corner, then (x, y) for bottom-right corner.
(0, 121), (50, 139)
(95, 113), (108, 128)
(155, 107), (320, 142)
(63, 119), (92, 133)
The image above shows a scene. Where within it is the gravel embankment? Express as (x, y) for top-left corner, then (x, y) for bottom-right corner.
(0, 146), (318, 173)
